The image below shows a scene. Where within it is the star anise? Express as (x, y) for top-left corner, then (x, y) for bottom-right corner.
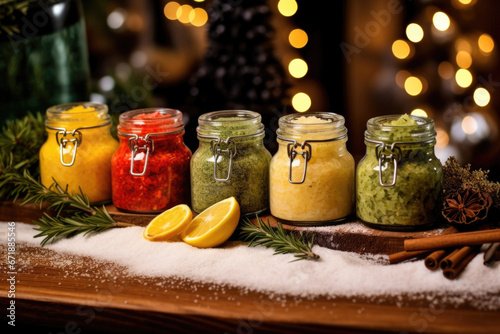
(442, 188), (493, 225)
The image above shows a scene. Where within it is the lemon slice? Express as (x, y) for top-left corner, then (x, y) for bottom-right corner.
(143, 204), (192, 241)
(181, 197), (240, 248)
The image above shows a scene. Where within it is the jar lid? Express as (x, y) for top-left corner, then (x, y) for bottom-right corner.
(118, 108), (184, 135)
(46, 102), (110, 128)
(365, 114), (436, 143)
(197, 110), (264, 138)
(277, 112), (347, 140)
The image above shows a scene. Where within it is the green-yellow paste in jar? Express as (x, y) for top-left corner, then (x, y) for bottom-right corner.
(356, 114), (442, 230)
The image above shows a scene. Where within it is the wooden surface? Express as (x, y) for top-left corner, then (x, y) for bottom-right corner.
(1, 201), (500, 333)
(1, 201), (454, 255)
(1, 242), (499, 334)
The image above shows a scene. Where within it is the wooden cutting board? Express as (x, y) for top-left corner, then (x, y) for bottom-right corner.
(0, 201), (453, 255)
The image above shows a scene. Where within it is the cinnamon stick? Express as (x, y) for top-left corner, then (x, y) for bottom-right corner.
(424, 249), (449, 270)
(439, 248), (459, 269)
(443, 246), (481, 280)
(404, 229), (500, 251)
(443, 246), (474, 269)
(388, 249), (429, 264)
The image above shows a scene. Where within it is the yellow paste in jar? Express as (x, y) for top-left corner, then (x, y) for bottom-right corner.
(269, 116), (355, 222)
(39, 105), (118, 203)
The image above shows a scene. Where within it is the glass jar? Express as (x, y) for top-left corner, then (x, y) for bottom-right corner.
(269, 112), (355, 225)
(111, 108), (192, 213)
(356, 114), (443, 231)
(39, 102), (118, 203)
(191, 110), (271, 215)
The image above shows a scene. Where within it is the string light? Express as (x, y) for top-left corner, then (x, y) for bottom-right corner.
(189, 7), (208, 27)
(438, 61), (454, 79)
(436, 129), (450, 148)
(411, 108), (428, 117)
(289, 29), (308, 48)
(164, 2), (179, 20)
(288, 58), (308, 78)
(455, 68), (473, 88)
(473, 87), (490, 107)
(391, 1), (496, 157)
(406, 23), (424, 43)
(278, 0), (310, 112)
(176, 4), (193, 24)
(456, 50), (472, 68)
(432, 12), (450, 31)
(404, 76), (423, 96)
(478, 33), (495, 53)
(462, 115), (478, 134)
(163, 1), (208, 27)
(278, 0), (298, 17)
(392, 40), (411, 59)
(292, 92), (311, 112)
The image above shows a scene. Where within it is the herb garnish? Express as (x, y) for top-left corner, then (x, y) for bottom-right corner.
(239, 216), (320, 261)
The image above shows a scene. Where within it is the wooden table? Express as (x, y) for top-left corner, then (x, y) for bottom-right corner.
(1, 202), (499, 333)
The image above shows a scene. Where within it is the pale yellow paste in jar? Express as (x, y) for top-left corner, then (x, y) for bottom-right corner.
(269, 115), (354, 223)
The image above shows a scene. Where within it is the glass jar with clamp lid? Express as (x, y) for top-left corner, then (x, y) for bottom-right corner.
(111, 108), (191, 213)
(269, 112), (355, 225)
(190, 110), (271, 215)
(356, 114), (442, 230)
(39, 102), (118, 203)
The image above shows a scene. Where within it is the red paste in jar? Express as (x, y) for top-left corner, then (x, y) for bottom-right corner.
(111, 109), (191, 213)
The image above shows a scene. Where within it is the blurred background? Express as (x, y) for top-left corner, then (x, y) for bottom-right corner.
(1, 0), (499, 179)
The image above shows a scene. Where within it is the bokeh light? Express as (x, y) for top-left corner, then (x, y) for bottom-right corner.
(392, 40), (411, 59)
(455, 69), (473, 88)
(289, 58), (308, 78)
(164, 2), (179, 20)
(406, 23), (424, 43)
(432, 12), (450, 31)
(404, 76), (423, 96)
(292, 92), (311, 112)
(478, 33), (495, 53)
(176, 4), (193, 24)
(289, 29), (308, 48)
(462, 115), (478, 134)
(438, 61), (454, 79)
(436, 128), (450, 148)
(278, 0), (298, 17)
(189, 7), (208, 27)
(411, 108), (428, 117)
(473, 87), (490, 107)
(107, 8), (126, 30)
(456, 51), (472, 68)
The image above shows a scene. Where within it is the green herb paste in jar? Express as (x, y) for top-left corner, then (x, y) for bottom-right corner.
(356, 114), (442, 230)
(190, 110), (271, 215)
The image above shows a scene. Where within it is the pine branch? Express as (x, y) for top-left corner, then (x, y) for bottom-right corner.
(1, 168), (95, 215)
(33, 206), (132, 247)
(239, 216), (320, 261)
(1, 167), (133, 246)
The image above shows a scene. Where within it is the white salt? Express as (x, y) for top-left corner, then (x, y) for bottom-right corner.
(2, 222), (499, 308)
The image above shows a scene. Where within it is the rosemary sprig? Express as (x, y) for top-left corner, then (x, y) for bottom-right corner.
(1, 167), (133, 246)
(33, 207), (131, 247)
(1, 168), (94, 215)
(239, 216), (320, 262)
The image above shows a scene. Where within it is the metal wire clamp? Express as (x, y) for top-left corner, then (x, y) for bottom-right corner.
(277, 134), (347, 184)
(198, 131), (263, 182)
(118, 129), (183, 176)
(47, 122), (111, 167)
